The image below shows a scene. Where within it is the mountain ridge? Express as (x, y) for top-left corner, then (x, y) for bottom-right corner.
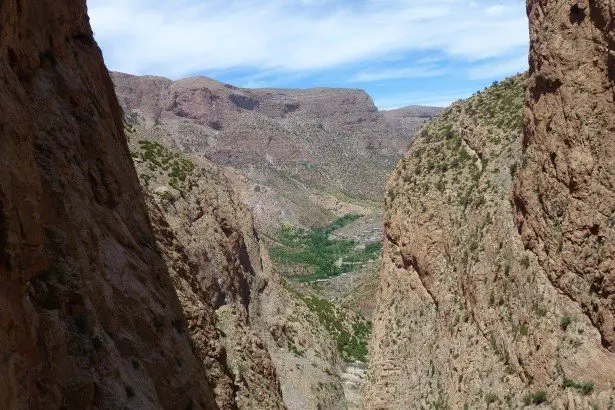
(112, 71), (442, 237)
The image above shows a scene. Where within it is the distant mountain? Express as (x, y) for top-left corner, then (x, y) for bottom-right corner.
(382, 105), (443, 135)
(112, 72), (441, 233)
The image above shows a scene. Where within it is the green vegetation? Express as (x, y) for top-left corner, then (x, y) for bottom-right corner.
(271, 214), (382, 282)
(524, 391), (547, 406)
(561, 316), (573, 330)
(299, 293), (371, 362)
(563, 379), (594, 395)
(131, 140), (196, 193)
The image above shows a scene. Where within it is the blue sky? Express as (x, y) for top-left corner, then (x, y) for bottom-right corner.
(87, 0), (529, 109)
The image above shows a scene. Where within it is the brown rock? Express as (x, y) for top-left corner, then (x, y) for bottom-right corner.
(112, 72), (440, 234)
(0, 2), (214, 408)
(512, 0), (615, 352)
(128, 135), (350, 409)
(367, 2), (615, 407)
(366, 71), (615, 408)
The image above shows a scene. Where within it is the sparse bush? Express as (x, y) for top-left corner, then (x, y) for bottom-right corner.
(563, 379), (594, 395)
(485, 392), (498, 405)
(524, 391), (547, 405)
(561, 316), (572, 330)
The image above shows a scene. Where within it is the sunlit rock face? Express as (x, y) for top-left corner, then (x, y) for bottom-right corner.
(366, 1), (615, 405)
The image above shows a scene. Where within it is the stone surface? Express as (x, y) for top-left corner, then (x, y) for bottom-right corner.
(0, 1), (215, 408)
(366, 72), (615, 408)
(512, 0), (615, 353)
(128, 135), (348, 409)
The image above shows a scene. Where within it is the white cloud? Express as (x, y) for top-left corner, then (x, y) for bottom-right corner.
(349, 65), (447, 83)
(87, 0), (528, 79)
(468, 54), (528, 80)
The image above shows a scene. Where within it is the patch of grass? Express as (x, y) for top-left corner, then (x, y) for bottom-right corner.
(132, 139), (196, 193)
(299, 294), (371, 363)
(485, 392), (499, 405)
(563, 379), (594, 395)
(271, 215), (381, 282)
(324, 213), (361, 233)
(524, 391), (547, 406)
(561, 316), (573, 330)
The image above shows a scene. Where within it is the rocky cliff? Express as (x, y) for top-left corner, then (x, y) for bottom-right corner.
(366, 1), (615, 408)
(512, 0), (615, 354)
(0, 1), (216, 408)
(127, 134), (349, 409)
(366, 73), (615, 408)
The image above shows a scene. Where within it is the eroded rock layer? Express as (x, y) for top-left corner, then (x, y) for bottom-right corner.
(366, 72), (615, 408)
(0, 1), (215, 408)
(513, 0), (615, 353)
(113, 72), (440, 234)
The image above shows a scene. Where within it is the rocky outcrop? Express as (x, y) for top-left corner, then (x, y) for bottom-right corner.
(512, 0), (615, 353)
(0, 1), (215, 408)
(112, 73), (438, 234)
(128, 136), (348, 409)
(366, 71), (615, 408)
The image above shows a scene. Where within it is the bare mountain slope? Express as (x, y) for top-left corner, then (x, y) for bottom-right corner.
(382, 105), (443, 136)
(127, 134), (351, 409)
(366, 2), (615, 407)
(112, 72), (439, 233)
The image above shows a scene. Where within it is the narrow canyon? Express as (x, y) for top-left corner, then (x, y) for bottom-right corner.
(1, 0), (614, 409)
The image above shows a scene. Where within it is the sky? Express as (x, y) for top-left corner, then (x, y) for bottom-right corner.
(87, 0), (529, 109)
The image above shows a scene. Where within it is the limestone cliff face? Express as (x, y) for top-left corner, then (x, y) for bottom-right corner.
(367, 2), (615, 407)
(512, 0), (615, 353)
(0, 1), (216, 408)
(128, 136), (287, 409)
(366, 71), (615, 408)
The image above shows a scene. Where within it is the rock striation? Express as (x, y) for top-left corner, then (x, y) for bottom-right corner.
(0, 1), (215, 408)
(512, 0), (615, 354)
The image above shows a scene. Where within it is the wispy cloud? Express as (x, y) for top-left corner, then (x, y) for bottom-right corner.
(88, 0), (528, 79)
(349, 65), (447, 83)
(468, 55), (528, 80)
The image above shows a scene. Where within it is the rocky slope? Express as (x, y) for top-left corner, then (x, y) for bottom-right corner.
(382, 105), (444, 136)
(112, 72), (440, 234)
(0, 1), (216, 408)
(0, 2), (345, 409)
(367, 3), (615, 407)
(111, 74), (441, 408)
(366, 67), (615, 408)
(127, 132), (354, 409)
(128, 135), (286, 408)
